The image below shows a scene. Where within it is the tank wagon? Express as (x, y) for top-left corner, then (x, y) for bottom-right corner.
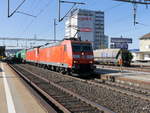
(94, 49), (133, 66)
(15, 39), (95, 75)
(14, 49), (26, 63)
(0, 46), (6, 60)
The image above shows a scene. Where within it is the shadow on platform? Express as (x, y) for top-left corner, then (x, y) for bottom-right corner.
(0, 68), (3, 72)
(0, 76), (19, 78)
(95, 68), (128, 75)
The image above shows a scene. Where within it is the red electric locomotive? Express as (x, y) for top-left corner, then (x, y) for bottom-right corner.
(26, 39), (95, 75)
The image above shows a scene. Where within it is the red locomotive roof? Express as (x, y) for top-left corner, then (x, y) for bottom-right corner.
(27, 38), (92, 51)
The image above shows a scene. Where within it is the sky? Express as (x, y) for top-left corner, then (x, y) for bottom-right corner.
(0, 0), (150, 49)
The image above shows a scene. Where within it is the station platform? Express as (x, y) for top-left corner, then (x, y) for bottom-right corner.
(131, 62), (150, 67)
(0, 62), (55, 113)
(96, 66), (150, 89)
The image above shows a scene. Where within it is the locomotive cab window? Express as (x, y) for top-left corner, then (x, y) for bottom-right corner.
(82, 44), (92, 52)
(72, 44), (81, 52)
(72, 43), (92, 52)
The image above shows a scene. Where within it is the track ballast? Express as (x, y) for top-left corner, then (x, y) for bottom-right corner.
(10, 63), (150, 113)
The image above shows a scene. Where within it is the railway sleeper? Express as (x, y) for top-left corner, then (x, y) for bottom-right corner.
(12, 64), (116, 113)
(54, 98), (79, 103)
(70, 107), (100, 113)
(64, 104), (90, 108)
(61, 101), (84, 107)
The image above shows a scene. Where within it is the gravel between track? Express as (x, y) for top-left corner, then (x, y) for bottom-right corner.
(18, 64), (150, 113)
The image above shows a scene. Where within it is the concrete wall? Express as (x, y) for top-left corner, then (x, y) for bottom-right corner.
(140, 40), (150, 51)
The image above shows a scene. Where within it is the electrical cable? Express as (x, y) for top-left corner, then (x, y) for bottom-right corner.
(23, 0), (51, 33)
(18, 0), (40, 34)
(104, 3), (123, 12)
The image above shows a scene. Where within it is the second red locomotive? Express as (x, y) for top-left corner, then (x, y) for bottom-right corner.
(25, 39), (95, 75)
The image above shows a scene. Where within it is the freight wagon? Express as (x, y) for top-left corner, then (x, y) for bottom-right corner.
(14, 49), (26, 63)
(94, 49), (133, 66)
(0, 46), (6, 60)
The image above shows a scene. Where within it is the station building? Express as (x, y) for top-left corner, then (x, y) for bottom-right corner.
(133, 33), (150, 61)
(65, 9), (108, 49)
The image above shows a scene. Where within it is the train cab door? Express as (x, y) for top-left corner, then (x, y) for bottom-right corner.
(63, 45), (68, 64)
(35, 48), (39, 63)
(60, 45), (64, 64)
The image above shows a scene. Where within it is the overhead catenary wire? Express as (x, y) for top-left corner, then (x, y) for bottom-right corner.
(81, 0), (126, 27)
(23, 0), (125, 35)
(108, 6), (150, 31)
(8, 0), (36, 18)
(3, 0), (149, 49)
(36, 1), (50, 17)
(104, 3), (123, 12)
(18, 0), (40, 34)
(13, 0), (150, 41)
(114, 0), (150, 25)
(23, 0), (51, 33)
(108, 20), (150, 40)
(105, 1), (150, 28)
(16, 11), (37, 18)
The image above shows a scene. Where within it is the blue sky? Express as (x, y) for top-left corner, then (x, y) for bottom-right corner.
(0, 0), (150, 49)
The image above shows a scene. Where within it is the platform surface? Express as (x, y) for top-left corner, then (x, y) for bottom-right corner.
(96, 65), (150, 83)
(0, 62), (51, 113)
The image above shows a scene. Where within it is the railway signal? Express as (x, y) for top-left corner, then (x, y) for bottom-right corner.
(114, 0), (150, 25)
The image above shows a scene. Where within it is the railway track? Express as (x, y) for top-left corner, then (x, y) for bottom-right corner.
(91, 79), (150, 101)
(9, 63), (114, 113)
(10, 63), (150, 113)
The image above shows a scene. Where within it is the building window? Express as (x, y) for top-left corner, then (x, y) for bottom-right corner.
(145, 45), (149, 49)
(95, 16), (101, 18)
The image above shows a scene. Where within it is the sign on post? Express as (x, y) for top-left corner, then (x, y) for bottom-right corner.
(111, 38), (132, 43)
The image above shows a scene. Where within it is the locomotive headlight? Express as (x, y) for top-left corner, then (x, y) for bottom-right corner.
(87, 55), (94, 59)
(89, 61), (93, 63)
(74, 61), (78, 63)
(73, 55), (80, 59)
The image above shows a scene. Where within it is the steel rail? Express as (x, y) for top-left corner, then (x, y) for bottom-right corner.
(10, 64), (115, 113)
(17, 63), (150, 102)
(15, 64), (115, 113)
(63, 74), (150, 102)
(103, 80), (150, 95)
(31, 65), (150, 102)
(93, 79), (150, 101)
(68, 74), (150, 101)
(9, 64), (71, 113)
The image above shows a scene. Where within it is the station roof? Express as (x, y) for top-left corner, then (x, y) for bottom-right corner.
(140, 32), (150, 40)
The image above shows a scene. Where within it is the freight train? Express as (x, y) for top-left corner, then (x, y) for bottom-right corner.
(13, 39), (95, 75)
(94, 49), (133, 66)
(0, 46), (6, 60)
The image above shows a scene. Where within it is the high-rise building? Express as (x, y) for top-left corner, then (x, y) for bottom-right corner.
(65, 9), (108, 49)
